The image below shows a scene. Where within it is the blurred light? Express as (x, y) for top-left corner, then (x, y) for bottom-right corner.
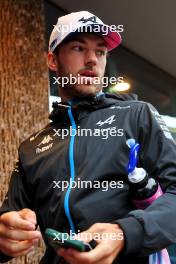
(111, 82), (131, 92)
(49, 95), (61, 112)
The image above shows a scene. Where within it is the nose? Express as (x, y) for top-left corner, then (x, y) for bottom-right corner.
(84, 50), (98, 67)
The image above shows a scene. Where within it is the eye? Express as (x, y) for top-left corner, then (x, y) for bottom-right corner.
(96, 50), (106, 56)
(72, 45), (84, 52)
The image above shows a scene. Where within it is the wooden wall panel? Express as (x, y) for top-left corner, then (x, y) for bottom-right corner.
(0, 0), (48, 262)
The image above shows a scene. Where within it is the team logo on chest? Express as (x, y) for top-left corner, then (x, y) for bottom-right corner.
(96, 115), (116, 127)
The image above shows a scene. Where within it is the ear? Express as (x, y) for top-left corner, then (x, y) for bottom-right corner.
(47, 52), (58, 71)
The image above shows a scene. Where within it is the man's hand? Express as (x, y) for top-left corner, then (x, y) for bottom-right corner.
(0, 208), (41, 257)
(57, 223), (124, 264)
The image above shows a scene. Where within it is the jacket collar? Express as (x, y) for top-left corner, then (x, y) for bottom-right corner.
(49, 92), (137, 123)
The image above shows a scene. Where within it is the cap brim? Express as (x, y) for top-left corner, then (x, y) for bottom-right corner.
(76, 24), (122, 51)
(102, 31), (121, 51)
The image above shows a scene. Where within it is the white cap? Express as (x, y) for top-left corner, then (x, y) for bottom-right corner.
(49, 11), (122, 52)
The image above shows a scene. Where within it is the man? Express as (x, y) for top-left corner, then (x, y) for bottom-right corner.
(0, 11), (176, 264)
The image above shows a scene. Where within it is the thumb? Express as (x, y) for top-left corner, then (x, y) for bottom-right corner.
(75, 224), (103, 244)
(19, 208), (37, 226)
(74, 228), (95, 244)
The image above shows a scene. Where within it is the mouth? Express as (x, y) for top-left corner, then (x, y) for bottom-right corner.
(79, 70), (98, 77)
(78, 70), (99, 85)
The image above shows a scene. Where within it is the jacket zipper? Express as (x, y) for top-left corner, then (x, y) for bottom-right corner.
(64, 107), (76, 233)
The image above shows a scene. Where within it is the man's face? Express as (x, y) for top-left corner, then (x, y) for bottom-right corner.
(53, 33), (107, 100)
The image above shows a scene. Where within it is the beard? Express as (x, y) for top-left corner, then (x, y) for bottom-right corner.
(56, 62), (103, 100)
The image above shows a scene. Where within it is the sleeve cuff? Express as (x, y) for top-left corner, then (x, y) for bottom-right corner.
(114, 216), (144, 255)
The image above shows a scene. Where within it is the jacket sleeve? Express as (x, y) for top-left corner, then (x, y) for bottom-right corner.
(0, 157), (32, 262)
(115, 102), (176, 256)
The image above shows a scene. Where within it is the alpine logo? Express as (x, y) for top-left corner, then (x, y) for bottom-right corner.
(37, 135), (53, 146)
(78, 16), (98, 24)
(96, 115), (116, 127)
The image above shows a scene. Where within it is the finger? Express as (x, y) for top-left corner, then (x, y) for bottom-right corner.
(58, 248), (110, 264)
(0, 237), (39, 256)
(0, 224), (41, 240)
(74, 230), (95, 243)
(58, 248), (79, 264)
(12, 245), (35, 258)
(19, 209), (37, 226)
(0, 212), (35, 230)
(58, 241), (113, 263)
(74, 224), (103, 243)
(81, 240), (121, 263)
(58, 248), (94, 264)
(84, 241), (113, 261)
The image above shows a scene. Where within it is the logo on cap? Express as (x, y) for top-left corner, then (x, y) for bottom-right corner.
(78, 16), (98, 24)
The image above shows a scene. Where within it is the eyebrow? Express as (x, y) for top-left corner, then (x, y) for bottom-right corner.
(69, 37), (107, 48)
